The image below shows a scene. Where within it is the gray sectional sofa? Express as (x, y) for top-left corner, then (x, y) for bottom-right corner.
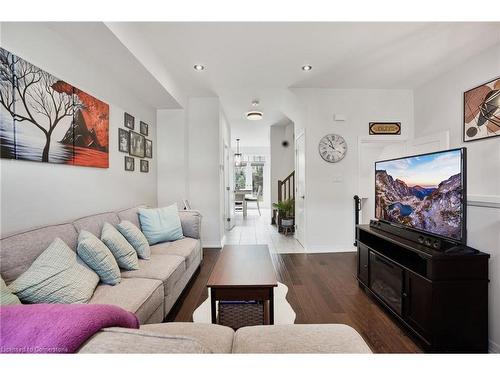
(0, 205), (203, 324)
(78, 323), (372, 353)
(0, 205), (372, 353)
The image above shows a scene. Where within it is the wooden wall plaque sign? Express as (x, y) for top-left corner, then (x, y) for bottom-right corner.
(369, 122), (401, 135)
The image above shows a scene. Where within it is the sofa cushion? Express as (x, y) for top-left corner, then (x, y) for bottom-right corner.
(78, 327), (211, 353)
(178, 210), (202, 239)
(73, 212), (120, 237)
(121, 254), (185, 296)
(88, 278), (163, 324)
(77, 230), (121, 285)
(0, 276), (21, 305)
(232, 324), (372, 353)
(138, 205), (183, 245)
(101, 223), (139, 270)
(151, 238), (201, 269)
(9, 238), (100, 304)
(140, 322), (234, 353)
(116, 221), (151, 260)
(0, 223), (78, 284)
(116, 206), (146, 229)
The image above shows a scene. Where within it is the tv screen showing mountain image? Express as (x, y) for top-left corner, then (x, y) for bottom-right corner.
(375, 148), (466, 242)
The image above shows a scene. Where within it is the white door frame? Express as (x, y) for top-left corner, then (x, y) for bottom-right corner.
(223, 143), (234, 231)
(294, 129), (306, 247)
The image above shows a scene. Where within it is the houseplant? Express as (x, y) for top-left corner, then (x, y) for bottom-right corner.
(272, 198), (295, 227)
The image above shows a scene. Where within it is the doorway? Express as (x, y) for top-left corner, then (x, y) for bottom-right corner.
(295, 131), (305, 246)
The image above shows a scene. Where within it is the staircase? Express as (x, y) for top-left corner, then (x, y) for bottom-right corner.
(272, 170), (295, 225)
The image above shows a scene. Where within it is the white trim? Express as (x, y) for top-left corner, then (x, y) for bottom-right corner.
(305, 245), (357, 253)
(467, 195), (500, 209)
(489, 339), (500, 354)
(203, 242), (223, 249)
(294, 131), (306, 247)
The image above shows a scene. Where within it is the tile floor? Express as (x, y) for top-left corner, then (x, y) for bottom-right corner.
(223, 208), (305, 253)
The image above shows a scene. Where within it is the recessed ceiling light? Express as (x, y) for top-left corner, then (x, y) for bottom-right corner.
(193, 64), (205, 71)
(246, 111), (263, 121)
(301, 65), (312, 71)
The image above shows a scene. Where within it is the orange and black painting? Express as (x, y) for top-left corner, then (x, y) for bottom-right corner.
(0, 47), (109, 168)
(464, 77), (500, 142)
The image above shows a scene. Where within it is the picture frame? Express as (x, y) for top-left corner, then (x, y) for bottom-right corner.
(124, 156), (134, 171)
(140, 159), (149, 173)
(129, 130), (145, 158)
(124, 112), (135, 130)
(145, 139), (153, 158)
(118, 128), (130, 153)
(140, 121), (149, 136)
(463, 76), (500, 142)
(369, 122), (401, 135)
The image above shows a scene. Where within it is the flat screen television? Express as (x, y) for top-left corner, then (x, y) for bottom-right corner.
(375, 148), (466, 244)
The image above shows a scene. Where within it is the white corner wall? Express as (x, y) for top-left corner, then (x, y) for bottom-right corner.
(270, 122), (295, 206)
(157, 109), (187, 209)
(293, 88), (414, 252)
(0, 23), (158, 236)
(157, 98), (223, 248)
(413, 44), (500, 352)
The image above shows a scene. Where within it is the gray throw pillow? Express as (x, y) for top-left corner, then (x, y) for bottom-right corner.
(1, 276), (21, 305)
(9, 238), (99, 304)
(101, 222), (139, 270)
(77, 230), (121, 285)
(116, 220), (151, 260)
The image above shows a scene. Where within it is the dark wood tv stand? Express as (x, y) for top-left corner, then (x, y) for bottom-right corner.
(356, 224), (490, 353)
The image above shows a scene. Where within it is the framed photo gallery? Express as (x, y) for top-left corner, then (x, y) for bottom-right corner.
(119, 112), (152, 172)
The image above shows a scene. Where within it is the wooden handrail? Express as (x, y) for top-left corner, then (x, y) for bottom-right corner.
(273, 170), (295, 224)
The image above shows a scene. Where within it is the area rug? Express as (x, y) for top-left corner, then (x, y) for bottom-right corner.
(192, 282), (296, 325)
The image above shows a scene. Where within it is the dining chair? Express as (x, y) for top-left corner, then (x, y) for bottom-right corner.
(234, 191), (247, 217)
(245, 185), (262, 216)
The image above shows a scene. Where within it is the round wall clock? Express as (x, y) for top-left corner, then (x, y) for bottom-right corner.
(318, 134), (347, 163)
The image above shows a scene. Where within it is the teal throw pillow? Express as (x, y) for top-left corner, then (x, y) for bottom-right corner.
(138, 204), (184, 245)
(77, 230), (121, 285)
(9, 238), (99, 304)
(1, 276), (21, 305)
(101, 222), (139, 270)
(116, 220), (151, 260)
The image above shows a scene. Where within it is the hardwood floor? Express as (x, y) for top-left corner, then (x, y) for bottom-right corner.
(167, 248), (423, 353)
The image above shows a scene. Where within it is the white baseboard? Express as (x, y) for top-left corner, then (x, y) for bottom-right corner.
(304, 245), (357, 253)
(202, 242), (222, 249)
(489, 339), (500, 353)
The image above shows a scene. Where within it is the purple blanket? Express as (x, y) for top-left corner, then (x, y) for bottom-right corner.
(0, 304), (139, 353)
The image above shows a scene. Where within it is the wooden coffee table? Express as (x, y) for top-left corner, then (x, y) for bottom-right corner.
(207, 245), (278, 325)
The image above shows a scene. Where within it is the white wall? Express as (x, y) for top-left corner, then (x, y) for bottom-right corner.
(0, 23), (158, 236)
(413, 44), (500, 352)
(219, 109), (231, 236)
(293, 88), (414, 252)
(270, 122), (295, 206)
(157, 109), (187, 208)
(157, 98), (223, 248)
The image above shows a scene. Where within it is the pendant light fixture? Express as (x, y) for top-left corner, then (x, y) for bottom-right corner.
(234, 138), (242, 166)
(245, 100), (263, 121)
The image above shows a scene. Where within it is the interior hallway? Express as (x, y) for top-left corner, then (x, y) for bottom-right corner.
(223, 208), (305, 253)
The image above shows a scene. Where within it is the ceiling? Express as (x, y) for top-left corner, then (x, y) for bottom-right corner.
(41, 22), (182, 110)
(44, 22), (500, 147)
(123, 22), (500, 147)
(124, 22), (500, 92)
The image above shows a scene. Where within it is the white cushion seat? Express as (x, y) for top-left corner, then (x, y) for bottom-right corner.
(120, 254), (185, 296)
(150, 238), (201, 269)
(140, 322), (235, 353)
(89, 278), (163, 324)
(232, 324), (373, 353)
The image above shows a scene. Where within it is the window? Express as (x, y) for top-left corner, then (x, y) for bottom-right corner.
(234, 156), (265, 201)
